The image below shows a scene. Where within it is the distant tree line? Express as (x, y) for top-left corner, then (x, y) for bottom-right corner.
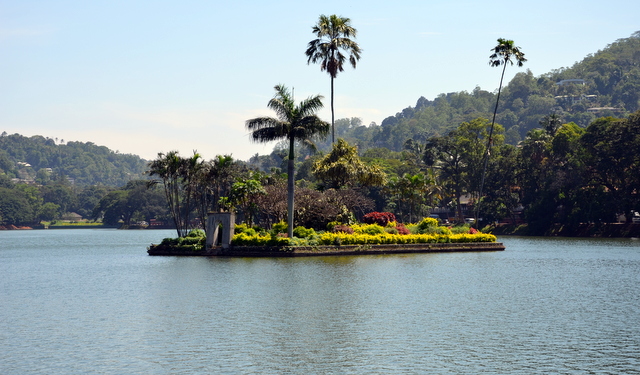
(0, 133), (147, 186)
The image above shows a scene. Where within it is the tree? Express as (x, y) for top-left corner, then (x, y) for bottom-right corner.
(424, 118), (499, 223)
(306, 14), (362, 144)
(581, 112), (640, 221)
(0, 187), (35, 226)
(478, 38), (526, 221)
(386, 172), (437, 223)
(192, 154), (240, 229)
(147, 151), (203, 237)
(229, 175), (265, 226)
(94, 180), (167, 227)
(246, 84), (330, 237)
(312, 138), (386, 189)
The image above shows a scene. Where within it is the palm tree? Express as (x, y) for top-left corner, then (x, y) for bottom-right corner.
(477, 38), (526, 223)
(246, 84), (329, 237)
(306, 14), (361, 144)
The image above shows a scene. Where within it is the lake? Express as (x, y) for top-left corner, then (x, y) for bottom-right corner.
(1, 229), (639, 374)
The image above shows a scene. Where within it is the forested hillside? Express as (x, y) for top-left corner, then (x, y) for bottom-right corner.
(309, 31), (640, 154)
(0, 133), (148, 186)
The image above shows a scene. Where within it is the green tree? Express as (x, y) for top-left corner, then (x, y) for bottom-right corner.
(94, 180), (167, 227)
(425, 118), (500, 223)
(147, 151), (204, 237)
(581, 112), (640, 221)
(312, 138), (386, 189)
(0, 187), (35, 226)
(306, 14), (362, 143)
(246, 84), (330, 237)
(386, 172), (437, 223)
(192, 154), (241, 229)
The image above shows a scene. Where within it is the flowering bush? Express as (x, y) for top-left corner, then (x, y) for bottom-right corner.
(418, 217), (439, 231)
(230, 221), (496, 247)
(316, 232), (496, 245)
(351, 223), (386, 235)
(232, 232), (291, 246)
(362, 212), (397, 226)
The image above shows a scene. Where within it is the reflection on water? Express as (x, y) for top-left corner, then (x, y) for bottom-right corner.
(1, 231), (639, 373)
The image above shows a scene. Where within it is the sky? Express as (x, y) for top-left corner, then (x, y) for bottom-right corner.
(1, 0), (639, 162)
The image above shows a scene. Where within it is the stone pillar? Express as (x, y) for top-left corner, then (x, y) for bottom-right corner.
(206, 212), (236, 249)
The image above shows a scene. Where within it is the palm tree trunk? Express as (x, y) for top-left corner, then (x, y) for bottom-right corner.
(331, 75), (335, 144)
(477, 62), (508, 224)
(287, 137), (295, 238)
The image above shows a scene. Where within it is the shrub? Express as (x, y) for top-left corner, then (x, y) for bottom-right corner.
(395, 223), (411, 235)
(270, 220), (288, 237)
(187, 229), (205, 238)
(385, 227), (398, 234)
(234, 223), (249, 234)
(405, 223), (419, 234)
(231, 232), (291, 246)
(417, 217), (439, 231)
(352, 223), (385, 235)
(450, 224), (471, 234)
(293, 226), (316, 238)
(362, 212), (397, 226)
(158, 235), (205, 251)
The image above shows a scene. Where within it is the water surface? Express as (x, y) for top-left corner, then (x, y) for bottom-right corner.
(2, 230), (639, 373)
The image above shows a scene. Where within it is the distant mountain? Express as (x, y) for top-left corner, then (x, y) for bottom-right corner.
(0, 133), (148, 187)
(313, 31), (640, 153)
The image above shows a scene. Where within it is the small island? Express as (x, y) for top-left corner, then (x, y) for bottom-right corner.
(148, 214), (504, 257)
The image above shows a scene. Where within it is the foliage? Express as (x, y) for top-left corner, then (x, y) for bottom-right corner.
(312, 139), (386, 189)
(230, 224), (495, 246)
(306, 14), (361, 143)
(158, 233), (206, 252)
(0, 133), (147, 186)
(254, 178), (373, 230)
(315, 232), (496, 245)
(311, 32), (640, 154)
(231, 232), (291, 246)
(293, 226), (316, 238)
(386, 172), (438, 223)
(187, 229), (206, 237)
(270, 220), (289, 237)
(351, 223), (386, 235)
(418, 217), (439, 230)
(147, 151), (203, 237)
(93, 180), (166, 226)
(0, 187), (35, 225)
(362, 211), (396, 226)
(246, 84), (330, 237)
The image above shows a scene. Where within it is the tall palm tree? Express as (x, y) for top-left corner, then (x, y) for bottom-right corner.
(477, 38), (526, 223)
(306, 14), (361, 144)
(246, 84), (329, 237)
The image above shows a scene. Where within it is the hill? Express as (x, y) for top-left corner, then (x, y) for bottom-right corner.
(0, 132), (148, 187)
(311, 31), (640, 153)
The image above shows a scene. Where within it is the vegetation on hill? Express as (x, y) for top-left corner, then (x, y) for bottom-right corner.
(298, 31), (640, 155)
(0, 133), (148, 186)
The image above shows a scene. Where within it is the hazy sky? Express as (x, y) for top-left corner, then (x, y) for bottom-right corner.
(1, 1), (638, 161)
